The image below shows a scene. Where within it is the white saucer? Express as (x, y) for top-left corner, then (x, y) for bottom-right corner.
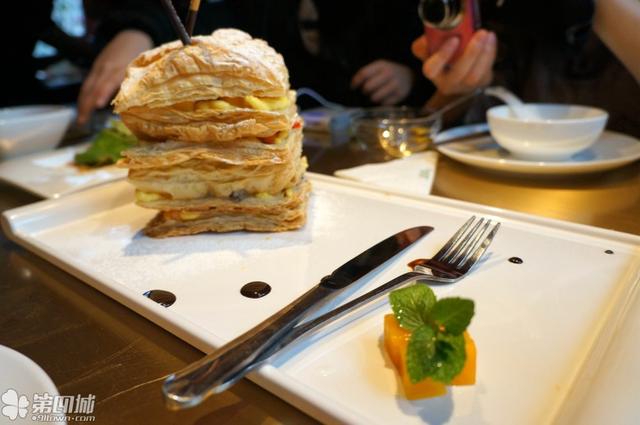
(0, 345), (64, 424)
(435, 125), (640, 175)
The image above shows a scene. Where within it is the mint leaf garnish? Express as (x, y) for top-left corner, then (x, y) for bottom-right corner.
(428, 333), (466, 384)
(431, 298), (474, 335)
(406, 327), (467, 384)
(389, 285), (436, 331)
(406, 325), (437, 384)
(389, 284), (475, 385)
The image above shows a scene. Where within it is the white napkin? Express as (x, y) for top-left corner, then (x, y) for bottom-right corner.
(334, 151), (438, 198)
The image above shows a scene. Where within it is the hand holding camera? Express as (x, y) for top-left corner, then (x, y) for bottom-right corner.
(413, 0), (496, 96)
(412, 30), (496, 96)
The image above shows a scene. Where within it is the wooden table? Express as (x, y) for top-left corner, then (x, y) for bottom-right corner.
(1, 135), (639, 424)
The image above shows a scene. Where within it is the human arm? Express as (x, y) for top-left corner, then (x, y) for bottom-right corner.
(76, 0), (177, 124)
(593, 0), (640, 82)
(76, 30), (153, 125)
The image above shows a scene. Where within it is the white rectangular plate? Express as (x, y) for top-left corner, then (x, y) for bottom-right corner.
(0, 143), (127, 198)
(3, 173), (640, 424)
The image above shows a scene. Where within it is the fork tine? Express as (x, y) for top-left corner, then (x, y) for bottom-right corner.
(421, 216), (500, 279)
(432, 216), (476, 262)
(459, 222), (501, 273)
(447, 218), (486, 265)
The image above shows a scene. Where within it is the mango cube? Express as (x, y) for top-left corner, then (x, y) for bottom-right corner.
(383, 314), (476, 399)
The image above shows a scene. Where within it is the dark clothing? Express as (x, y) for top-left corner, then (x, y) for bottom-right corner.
(250, 0), (432, 108)
(2, 1), (56, 106)
(93, 0), (432, 108)
(2, 1), (94, 107)
(466, 0), (640, 136)
(92, 0), (238, 50)
(93, 0), (639, 128)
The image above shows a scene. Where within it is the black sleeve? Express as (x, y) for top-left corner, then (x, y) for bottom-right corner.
(93, 0), (181, 49)
(366, 0), (435, 105)
(311, 0), (434, 106)
(94, 0), (247, 48)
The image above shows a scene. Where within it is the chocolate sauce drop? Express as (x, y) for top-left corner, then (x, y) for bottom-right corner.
(143, 289), (176, 307)
(508, 257), (523, 264)
(241, 281), (272, 298)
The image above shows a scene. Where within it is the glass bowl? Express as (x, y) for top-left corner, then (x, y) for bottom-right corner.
(351, 106), (442, 158)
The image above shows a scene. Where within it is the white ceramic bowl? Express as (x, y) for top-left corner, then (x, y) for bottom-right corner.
(0, 105), (74, 159)
(487, 104), (608, 160)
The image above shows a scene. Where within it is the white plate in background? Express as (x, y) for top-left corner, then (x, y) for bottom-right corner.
(0, 345), (64, 424)
(0, 143), (127, 199)
(436, 127), (640, 175)
(0, 105), (73, 160)
(2, 174), (640, 424)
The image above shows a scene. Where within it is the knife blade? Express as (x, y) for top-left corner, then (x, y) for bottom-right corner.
(163, 225), (432, 409)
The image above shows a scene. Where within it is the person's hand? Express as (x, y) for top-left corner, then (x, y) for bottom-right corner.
(77, 30), (153, 125)
(351, 60), (415, 105)
(411, 29), (497, 96)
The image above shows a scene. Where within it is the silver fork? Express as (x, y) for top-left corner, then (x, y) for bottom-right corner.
(206, 216), (501, 393)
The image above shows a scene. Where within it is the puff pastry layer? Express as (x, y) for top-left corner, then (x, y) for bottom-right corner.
(121, 126), (304, 199)
(114, 29), (292, 143)
(142, 180), (311, 237)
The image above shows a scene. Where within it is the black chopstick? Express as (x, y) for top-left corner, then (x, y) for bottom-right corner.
(160, 0), (191, 45)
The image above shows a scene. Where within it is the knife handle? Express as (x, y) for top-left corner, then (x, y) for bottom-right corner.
(162, 283), (334, 409)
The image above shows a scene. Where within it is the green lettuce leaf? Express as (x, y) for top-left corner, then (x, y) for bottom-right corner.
(74, 120), (137, 166)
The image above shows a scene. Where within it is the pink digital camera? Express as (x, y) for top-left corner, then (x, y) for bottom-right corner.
(419, 0), (481, 63)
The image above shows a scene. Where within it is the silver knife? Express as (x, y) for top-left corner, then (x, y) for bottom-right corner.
(163, 225), (433, 409)
(213, 270), (453, 392)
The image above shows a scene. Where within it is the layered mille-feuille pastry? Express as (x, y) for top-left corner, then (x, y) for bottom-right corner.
(113, 29), (309, 237)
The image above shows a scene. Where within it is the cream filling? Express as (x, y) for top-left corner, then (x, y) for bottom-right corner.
(262, 130), (289, 144)
(135, 191), (165, 202)
(179, 211), (201, 221)
(136, 186), (294, 204)
(185, 95), (290, 112)
(141, 185), (299, 222)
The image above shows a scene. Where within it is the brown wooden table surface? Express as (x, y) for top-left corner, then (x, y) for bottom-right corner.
(1, 133), (639, 424)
